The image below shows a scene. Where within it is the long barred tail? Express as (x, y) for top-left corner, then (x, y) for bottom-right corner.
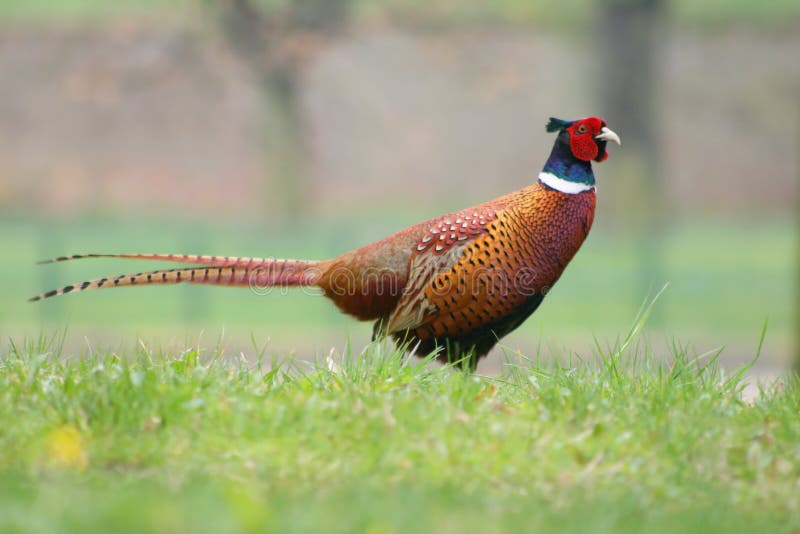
(37, 253), (275, 268)
(29, 255), (320, 302)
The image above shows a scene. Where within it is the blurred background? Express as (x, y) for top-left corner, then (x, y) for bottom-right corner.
(0, 0), (797, 374)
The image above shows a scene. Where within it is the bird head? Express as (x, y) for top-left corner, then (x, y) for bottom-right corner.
(546, 116), (621, 163)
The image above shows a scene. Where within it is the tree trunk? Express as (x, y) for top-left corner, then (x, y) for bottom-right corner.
(208, 0), (352, 221)
(260, 72), (307, 219)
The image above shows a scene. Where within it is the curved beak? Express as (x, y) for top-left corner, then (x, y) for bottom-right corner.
(595, 126), (621, 146)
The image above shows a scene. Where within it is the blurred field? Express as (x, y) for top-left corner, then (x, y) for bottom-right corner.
(0, 0), (795, 367)
(1, 0), (800, 26)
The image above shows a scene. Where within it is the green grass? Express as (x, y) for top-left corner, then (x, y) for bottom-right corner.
(1, 301), (799, 533)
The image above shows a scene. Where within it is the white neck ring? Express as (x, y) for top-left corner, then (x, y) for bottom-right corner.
(538, 171), (595, 194)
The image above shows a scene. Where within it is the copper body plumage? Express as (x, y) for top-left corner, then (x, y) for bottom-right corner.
(32, 116), (620, 369)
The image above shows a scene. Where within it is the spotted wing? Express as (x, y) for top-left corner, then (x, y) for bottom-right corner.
(412, 209), (541, 341)
(383, 207), (498, 334)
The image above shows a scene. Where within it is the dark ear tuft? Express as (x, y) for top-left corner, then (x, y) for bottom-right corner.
(546, 117), (573, 133)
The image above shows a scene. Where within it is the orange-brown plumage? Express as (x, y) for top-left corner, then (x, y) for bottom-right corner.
(413, 184), (595, 340)
(31, 116), (619, 369)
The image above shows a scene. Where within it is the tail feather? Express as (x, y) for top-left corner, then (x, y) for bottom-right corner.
(38, 253), (271, 268)
(30, 257), (320, 302)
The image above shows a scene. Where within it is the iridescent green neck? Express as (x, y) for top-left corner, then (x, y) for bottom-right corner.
(541, 136), (595, 187)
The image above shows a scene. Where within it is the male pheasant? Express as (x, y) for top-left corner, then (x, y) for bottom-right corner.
(32, 116), (620, 369)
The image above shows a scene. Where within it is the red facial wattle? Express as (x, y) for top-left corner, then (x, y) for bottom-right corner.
(566, 117), (608, 162)
(569, 131), (600, 161)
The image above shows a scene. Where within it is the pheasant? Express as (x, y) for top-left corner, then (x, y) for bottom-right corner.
(31, 116), (620, 369)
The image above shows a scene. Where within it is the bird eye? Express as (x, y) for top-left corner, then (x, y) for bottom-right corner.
(577, 124), (587, 133)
